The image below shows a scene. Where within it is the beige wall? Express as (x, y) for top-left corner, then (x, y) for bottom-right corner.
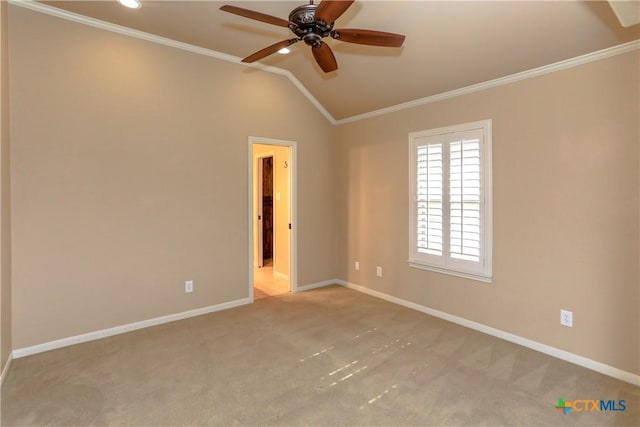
(335, 51), (640, 375)
(9, 6), (336, 349)
(0, 0), (11, 374)
(4, 2), (638, 380)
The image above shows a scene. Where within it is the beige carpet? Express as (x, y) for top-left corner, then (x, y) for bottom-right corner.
(2, 285), (638, 426)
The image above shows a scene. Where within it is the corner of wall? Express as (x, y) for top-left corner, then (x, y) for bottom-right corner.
(0, 0), (13, 376)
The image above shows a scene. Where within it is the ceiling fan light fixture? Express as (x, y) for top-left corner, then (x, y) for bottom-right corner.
(118, 0), (141, 9)
(278, 47), (291, 55)
(220, 0), (404, 73)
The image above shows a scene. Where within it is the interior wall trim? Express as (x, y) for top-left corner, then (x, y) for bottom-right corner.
(7, 277), (639, 387)
(12, 297), (250, 359)
(0, 352), (13, 387)
(8, 0), (337, 125)
(9, 1), (639, 127)
(335, 40), (640, 125)
(334, 279), (640, 387)
(11, 280), (331, 360)
(274, 271), (289, 281)
(248, 136), (298, 302)
(296, 279), (338, 292)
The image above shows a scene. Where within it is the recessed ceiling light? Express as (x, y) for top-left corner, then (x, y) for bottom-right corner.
(278, 48), (291, 55)
(118, 0), (141, 9)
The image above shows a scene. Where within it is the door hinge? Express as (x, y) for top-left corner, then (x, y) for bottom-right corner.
(288, 223), (291, 230)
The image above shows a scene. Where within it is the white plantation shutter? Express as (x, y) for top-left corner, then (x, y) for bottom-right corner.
(409, 121), (492, 282)
(449, 135), (481, 262)
(416, 144), (443, 256)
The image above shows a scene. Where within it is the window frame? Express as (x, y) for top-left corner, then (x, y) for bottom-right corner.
(408, 119), (493, 283)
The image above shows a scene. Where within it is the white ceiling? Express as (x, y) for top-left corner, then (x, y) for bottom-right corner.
(36, 1), (640, 120)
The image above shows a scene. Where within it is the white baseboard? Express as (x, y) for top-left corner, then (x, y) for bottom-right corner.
(296, 279), (339, 292)
(335, 279), (640, 387)
(1, 352), (13, 387)
(13, 298), (250, 359)
(9, 278), (639, 386)
(274, 271), (289, 281)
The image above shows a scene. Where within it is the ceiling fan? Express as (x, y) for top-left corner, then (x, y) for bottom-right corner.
(220, 0), (406, 73)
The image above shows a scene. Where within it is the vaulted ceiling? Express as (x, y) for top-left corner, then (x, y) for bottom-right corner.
(37, 1), (639, 120)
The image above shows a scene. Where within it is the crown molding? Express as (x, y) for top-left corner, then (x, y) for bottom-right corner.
(0, 352), (13, 388)
(335, 39), (640, 125)
(9, 1), (639, 127)
(8, 0), (338, 125)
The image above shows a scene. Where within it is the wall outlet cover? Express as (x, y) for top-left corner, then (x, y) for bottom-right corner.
(560, 309), (573, 327)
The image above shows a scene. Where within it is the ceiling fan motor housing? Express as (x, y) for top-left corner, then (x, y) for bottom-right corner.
(220, 1), (405, 73)
(288, 4), (334, 47)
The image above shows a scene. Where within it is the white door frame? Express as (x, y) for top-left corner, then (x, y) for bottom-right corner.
(248, 136), (297, 302)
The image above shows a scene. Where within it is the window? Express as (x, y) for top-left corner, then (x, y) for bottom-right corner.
(409, 120), (492, 282)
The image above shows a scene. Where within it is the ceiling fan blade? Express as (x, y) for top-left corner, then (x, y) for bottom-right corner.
(315, 0), (355, 24)
(220, 5), (290, 28)
(242, 39), (299, 63)
(330, 28), (406, 47)
(312, 42), (338, 73)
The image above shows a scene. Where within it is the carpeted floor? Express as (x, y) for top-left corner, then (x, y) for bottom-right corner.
(1, 285), (638, 426)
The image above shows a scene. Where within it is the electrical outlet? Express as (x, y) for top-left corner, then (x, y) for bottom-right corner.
(376, 266), (383, 277)
(355, 261), (360, 271)
(185, 280), (194, 293)
(560, 309), (573, 327)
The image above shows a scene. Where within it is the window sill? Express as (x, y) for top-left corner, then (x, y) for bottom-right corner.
(408, 261), (492, 283)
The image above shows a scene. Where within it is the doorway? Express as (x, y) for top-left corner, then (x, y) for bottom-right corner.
(256, 153), (274, 268)
(261, 156), (274, 262)
(249, 137), (297, 301)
